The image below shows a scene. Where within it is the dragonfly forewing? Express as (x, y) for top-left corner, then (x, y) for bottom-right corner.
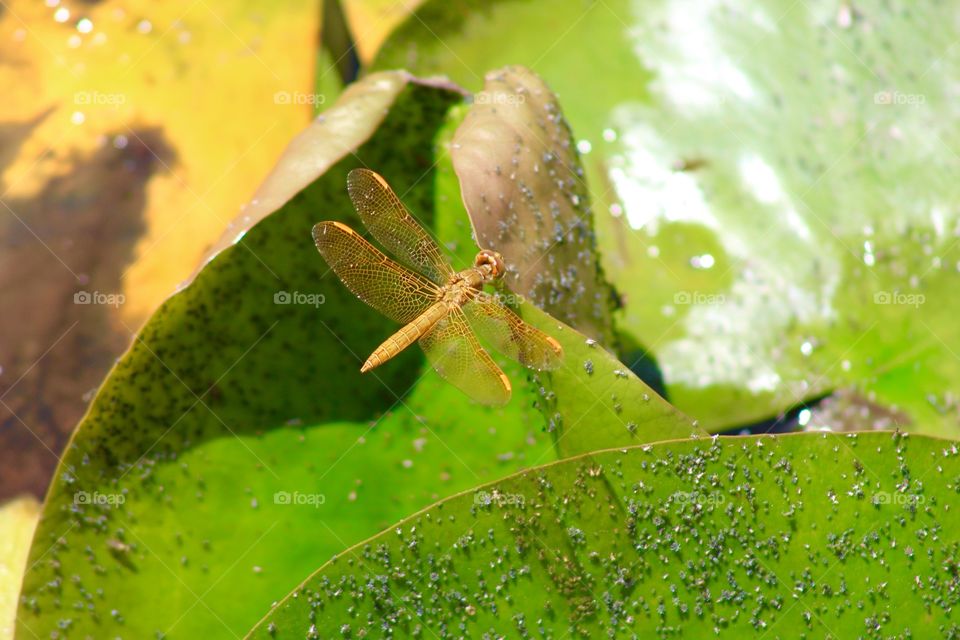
(312, 221), (439, 324)
(347, 168), (454, 285)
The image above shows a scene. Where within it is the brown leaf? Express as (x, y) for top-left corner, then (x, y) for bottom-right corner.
(452, 66), (616, 344)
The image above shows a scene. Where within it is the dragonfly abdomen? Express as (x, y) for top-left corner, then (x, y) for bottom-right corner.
(361, 302), (448, 373)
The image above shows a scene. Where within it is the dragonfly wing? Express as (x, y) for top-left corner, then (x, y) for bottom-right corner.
(419, 308), (511, 406)
(313, 221), (439, 324)
(463, 292), (564, 370)
(347, 168), (455, 285)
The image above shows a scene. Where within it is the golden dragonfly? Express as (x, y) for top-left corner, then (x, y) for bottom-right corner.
(313, 168), (563, 406)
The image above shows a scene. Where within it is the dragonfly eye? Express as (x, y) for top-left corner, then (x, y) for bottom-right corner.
(475, 249), (506, 279)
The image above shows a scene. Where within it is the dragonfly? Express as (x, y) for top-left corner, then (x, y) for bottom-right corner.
(313, 168), (563, 406)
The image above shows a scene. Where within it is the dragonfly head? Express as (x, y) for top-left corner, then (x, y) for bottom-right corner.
(475, 249), (506, 281)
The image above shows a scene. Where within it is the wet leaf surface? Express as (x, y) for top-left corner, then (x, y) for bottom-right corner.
(247, 431), (960, 638)
(518, 303), (702, 457)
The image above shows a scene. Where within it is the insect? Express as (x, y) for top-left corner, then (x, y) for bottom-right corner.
(313, 168), (563, 406)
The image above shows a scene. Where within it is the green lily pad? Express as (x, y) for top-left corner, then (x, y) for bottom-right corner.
(374, 0), (960, 437)
(514, 302), (701, 457)
(246, 430), (960, 638)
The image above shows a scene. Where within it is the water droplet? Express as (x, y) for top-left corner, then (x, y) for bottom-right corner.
(863, 240), (875, 266)
(53, 7), (69, 22)
(837, 4), (853, 28)
(690, 253), (715, 269)
(76, 18), (93, 33)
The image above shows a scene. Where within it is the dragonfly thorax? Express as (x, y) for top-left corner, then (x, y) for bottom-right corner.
(441, 272), (483, 306)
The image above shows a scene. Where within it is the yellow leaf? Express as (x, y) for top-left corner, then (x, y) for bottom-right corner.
(0, 0), (320, 499)
(343, 0), (425, 63)
(1, 0), (319, 324)
(0, 496), (40, 640)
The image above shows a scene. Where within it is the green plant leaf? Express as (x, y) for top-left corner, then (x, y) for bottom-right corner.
(246, 430), (959, 638)
(517, 302), (702, 457)
(374, 0), (960, 437)
(16, 67), (693, 639)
